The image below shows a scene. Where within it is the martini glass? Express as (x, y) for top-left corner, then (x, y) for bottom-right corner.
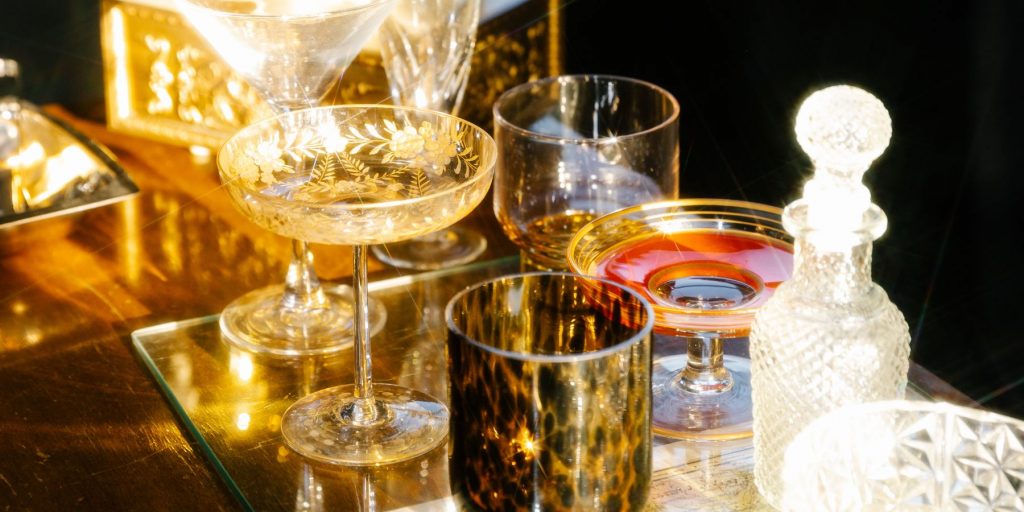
(178, 0), (397, 356)
(370, 0), (486, 270)
(568, 199), (793, 440)
(218, 105), (495, 465)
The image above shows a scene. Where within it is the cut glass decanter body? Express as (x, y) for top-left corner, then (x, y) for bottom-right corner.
(749, 85), (912, 508)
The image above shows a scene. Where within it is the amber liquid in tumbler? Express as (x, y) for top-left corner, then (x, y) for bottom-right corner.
(516, 211), (599, 266)
(593, 230), (793, 320)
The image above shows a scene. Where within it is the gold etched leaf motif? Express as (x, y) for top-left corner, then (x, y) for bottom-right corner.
(283, 127), (322, 160)
(337, 151), (370, 180)
(311, 152), (338, 183)
(407, 168), (433, 197)
(233, 118), (479, 202)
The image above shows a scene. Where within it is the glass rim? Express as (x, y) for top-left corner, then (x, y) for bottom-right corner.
(797, 400), (1024, 434)
(178, 0), (398, 20)
(492, 74), (681, 145)
(444, 270), (655, 363)
(566, 198), (790, 326)
(217, 104), (497, 211)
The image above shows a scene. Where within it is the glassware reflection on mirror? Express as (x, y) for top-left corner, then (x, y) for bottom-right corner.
(371, 0), (486, 270)
(781, 401), (1024, 511)
(492, 75), (680, 271)
(446, 272), (654, 510)
(0, 58), (20, 215)
(178, 0), (396, 357)
(216, 104), (495, 465)
(568, 199), (794, 440)
(397, 279), (449, 402)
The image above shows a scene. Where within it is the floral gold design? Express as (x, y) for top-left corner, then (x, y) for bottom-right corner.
(227, 117), (481, 202)
(241, 133), (294, 186)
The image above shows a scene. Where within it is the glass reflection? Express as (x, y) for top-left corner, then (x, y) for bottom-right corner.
(0, 103), (136, 221)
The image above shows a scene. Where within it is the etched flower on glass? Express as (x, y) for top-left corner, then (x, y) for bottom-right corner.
(371, 0), (489, 270)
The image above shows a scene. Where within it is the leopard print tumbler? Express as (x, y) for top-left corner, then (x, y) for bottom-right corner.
(446, 272), (654, 511)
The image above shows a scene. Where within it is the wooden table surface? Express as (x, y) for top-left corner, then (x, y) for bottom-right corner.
(0, 107), (973, 510)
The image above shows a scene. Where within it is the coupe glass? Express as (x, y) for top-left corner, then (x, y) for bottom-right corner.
(493, 75), (680, 270)
(568, 199), (793, 440)
(371, 0), (485, 270)
(217, 105), (495, 465)
(781, 400), (1024, 511)
(179, 0), (395, 357)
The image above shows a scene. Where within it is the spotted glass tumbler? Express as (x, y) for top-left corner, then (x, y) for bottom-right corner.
(446, 272), (654, 511)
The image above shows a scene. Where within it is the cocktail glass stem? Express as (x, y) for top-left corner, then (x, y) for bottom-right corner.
(281, 240), (328, 310)
(348, 244), (379, 424)
(678, 334), (733, 394)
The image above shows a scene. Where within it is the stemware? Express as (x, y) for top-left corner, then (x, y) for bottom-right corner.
(179, 0), (396, 357)
(568, 199), (793, 440)
(371, 0), (485, 270)
(217, 105), (495, 465)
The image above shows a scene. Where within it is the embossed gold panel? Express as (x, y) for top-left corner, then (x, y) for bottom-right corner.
(100, 0), (562, 149)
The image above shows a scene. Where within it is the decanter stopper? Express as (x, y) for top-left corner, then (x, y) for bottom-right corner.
(794, 85), (891, 240)
(749, 85), (911, 509)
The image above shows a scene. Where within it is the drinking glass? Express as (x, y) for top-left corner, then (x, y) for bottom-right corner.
(568, 199), (793, 440)
(446, 272), (654, 510)
(781, 400), (1024, 511)
(217, 105), (496, 465)
(493, 74), (680, 270)
(179, 0), (395, 357)
(0, 58), (20, 214)
(371, 0), (486, 270)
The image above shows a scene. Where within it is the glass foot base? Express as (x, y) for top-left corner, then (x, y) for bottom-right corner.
(651, 354), (752, 441)
(372, 226), (486, 270)
(282, 383), (449, 467)
(220, 283), (386, 358)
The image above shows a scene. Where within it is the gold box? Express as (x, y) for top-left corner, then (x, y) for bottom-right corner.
(100, 0), (562, 150)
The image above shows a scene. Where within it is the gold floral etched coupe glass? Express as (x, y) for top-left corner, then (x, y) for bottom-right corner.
(218, 105), (496, 465)
(178, 0), (396, 357)
(371, 0), (486, 270)
(568, 199), (793, 440)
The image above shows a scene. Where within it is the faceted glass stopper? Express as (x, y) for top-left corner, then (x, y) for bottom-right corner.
(795, 85), (892, 180)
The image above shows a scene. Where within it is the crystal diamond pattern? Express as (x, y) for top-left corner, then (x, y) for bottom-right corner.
(780, 402), (1024, 511)
(751, 282), (911, 507)
(750, 85), (913, 508)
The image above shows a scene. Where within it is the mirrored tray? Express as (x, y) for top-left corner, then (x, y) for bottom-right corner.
(132, 256), (937, 511)
(0, 102), (138, 228)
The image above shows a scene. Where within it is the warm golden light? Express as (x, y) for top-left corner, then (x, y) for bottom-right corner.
(235, 412), (251, 431)
(7, 141), (44, 170)
(229, 351), (255, 383)
(515, 426), (536, 458)
(24, 144), (102, 208)
(24, 328), (42, 346)
(109, 6), (131, 119)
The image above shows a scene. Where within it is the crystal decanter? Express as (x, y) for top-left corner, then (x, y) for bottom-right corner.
(749, 85), (911, 508)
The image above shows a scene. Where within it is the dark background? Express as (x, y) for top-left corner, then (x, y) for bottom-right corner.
(562, 0), (1024, 416)
(2, 0), (1023, 416)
